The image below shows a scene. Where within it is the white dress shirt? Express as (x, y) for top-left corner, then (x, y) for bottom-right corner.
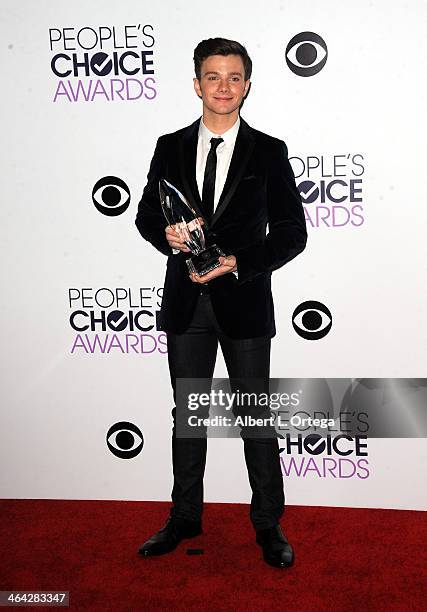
(196, 116), (240, 210)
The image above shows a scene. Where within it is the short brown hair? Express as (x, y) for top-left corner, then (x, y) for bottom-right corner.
(193, 38), (252, 81)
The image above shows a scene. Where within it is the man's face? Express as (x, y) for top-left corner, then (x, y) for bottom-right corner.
(194, 54), (250, 116)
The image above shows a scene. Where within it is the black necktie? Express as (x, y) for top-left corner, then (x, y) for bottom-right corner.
(202, 137), (223, 220)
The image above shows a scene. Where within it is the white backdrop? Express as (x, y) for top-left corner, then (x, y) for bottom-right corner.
(1, 0), (426, 510)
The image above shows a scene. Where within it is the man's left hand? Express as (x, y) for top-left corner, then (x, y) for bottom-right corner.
(189, 255), (237, 284)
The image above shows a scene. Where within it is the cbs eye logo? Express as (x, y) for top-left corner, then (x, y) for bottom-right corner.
(292, 300), (332, 340)
(106, 421), (144, 458)
(286, 32), (328, 77)
(92, 176), (130, 216)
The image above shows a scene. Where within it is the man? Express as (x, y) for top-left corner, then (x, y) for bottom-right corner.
(135, 38), (307, 568)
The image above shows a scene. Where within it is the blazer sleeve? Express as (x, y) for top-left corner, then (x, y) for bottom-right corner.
(234, 140), (307, 284)
(135, 136), (173, 257)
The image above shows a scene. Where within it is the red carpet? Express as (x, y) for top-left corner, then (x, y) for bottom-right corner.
(0, 500), (426, 611)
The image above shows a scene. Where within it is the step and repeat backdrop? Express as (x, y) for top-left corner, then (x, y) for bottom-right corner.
(1, 0), (426, 510)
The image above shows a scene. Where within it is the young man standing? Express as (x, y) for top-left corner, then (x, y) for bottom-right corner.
(135, 38), (307, 568)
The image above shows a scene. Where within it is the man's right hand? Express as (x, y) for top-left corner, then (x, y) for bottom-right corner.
(165, 217), (204, 253)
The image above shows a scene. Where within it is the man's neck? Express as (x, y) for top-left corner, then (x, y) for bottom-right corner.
(202, 110), (240, 135)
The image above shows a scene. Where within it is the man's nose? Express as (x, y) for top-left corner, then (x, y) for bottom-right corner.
(217, 79), (230, 92)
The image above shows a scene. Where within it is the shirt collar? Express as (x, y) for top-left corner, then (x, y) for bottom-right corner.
(199, 116), (240, 148)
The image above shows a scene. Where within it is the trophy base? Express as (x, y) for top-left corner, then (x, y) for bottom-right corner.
(186, 244), (226, 276)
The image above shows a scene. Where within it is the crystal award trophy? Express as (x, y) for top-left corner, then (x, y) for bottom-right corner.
(159, 178), (225, 276)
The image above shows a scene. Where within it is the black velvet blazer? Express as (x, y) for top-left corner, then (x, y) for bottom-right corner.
(135, 117), (307, 339)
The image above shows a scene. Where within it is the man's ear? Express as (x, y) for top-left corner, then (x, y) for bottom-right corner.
(243, 79), (251, 99)
(194, 77), (202, 99)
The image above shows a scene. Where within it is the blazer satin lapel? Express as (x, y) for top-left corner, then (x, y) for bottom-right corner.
(178, 119), (204, 220)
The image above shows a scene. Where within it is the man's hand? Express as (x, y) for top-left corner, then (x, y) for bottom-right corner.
(189, 255), (237, 284)
(165, 217), (205, 253)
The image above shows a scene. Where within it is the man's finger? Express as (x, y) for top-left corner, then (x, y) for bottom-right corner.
(165, 227), (181, 238)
